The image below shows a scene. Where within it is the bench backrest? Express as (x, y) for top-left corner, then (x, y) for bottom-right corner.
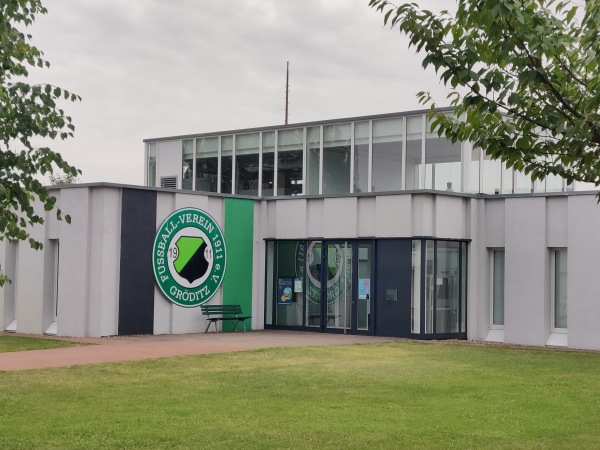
(200, 304), (244, 316)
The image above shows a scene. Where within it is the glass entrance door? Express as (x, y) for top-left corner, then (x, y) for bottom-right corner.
(285, 239), (371, 333)
(304, 240), (372, 333)
(305, 241), (322, 328)
(322, 242), (353, 331)
(356, 242), (372, 332)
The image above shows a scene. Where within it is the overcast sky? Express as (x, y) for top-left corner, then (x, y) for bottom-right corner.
(27, 0), (451, 185)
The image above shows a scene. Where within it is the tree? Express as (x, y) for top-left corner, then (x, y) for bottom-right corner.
(369, 0), (600, 186)
(0, 0), (81, 285)
(49, 171), (79, 186)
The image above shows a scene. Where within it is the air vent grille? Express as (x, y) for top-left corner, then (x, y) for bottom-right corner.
(160, 176), (177, 189)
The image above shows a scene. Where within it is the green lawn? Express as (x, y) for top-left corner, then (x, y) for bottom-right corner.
(0, 334), (79, 353)
(1, 341), (599, 449)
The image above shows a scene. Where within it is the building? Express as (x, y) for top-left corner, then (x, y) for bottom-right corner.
(2, 109), (600, 350)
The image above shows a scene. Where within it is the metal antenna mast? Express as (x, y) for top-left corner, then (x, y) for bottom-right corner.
(285, 61), (289, 125)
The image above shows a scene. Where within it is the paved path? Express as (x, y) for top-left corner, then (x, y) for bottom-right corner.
(0, 331), (397, 371)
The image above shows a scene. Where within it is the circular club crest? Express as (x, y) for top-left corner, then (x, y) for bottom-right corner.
(295, 241), (346, 305)
(153, 208), (226, 307)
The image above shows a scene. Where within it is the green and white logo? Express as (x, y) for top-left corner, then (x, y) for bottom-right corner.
(153, 208), (226, 307)
(295, 241), (348, 305)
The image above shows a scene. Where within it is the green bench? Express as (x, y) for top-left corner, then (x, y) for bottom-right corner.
(200, 304), (251, 333)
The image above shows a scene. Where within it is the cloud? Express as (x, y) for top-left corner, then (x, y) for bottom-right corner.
(24, 0), (450, 184)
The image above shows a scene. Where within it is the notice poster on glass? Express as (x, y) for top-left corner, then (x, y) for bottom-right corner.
(359, 278), (370, 300)
(294, 278), (303, 293)
(277, 278), (293, 305)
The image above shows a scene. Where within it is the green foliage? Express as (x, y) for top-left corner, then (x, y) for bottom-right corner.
(49, 171), (79, 186)
(1, 343), (600, 448)
(0, 0), (81, 283)
(369, 0), (600, 186)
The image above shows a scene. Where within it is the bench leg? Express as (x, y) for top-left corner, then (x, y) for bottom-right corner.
(235, 319), (246, 332)
(231, 319), (247, 332)
(205, 319), (218, 333)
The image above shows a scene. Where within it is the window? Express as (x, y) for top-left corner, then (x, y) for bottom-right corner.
(277, 129), (303, 196)
(405, 115), (423, 190)
(553, 249), (567, 330)
(421, 240), (467, 335)
(235, 133), (260, 194)
(425, 116), (461, 192)
(480, 156), (513, 194)
(424, 240), (434, 333)
(357, 243), (372, 331)
(275, 241), (304, 326)
(182, 139), (194, 190)
(436, 241), (460, 333)
(305, 127), (320, 195)
(353, 122), (369, 193)
(491, 250), (505, 327)
(262, 131), (275, 196)
(147, 143), (157, 187)
(323, 124), (351, 195)
(545, 174), (565, 192)
(195, 137), (218, 193)
(221, 135), (233, 194)
(373, 118), (403, 192)
(514, 169), (532, 193)
(470, 147), (481, 194)
(411, 240), (421, 333)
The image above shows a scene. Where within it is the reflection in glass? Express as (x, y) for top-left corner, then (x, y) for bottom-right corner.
(425, 117), (461, 191)
(235, 133), (260, 194)
(406, 116), (422, 190)
(147, 143), (157, 187)
(425, 240), (435, 333)
(182, 139), (194, 190)
(326, 242), (352, 330)
(266, 241), (274, 325)
(323, 124), (351, 195)
(514, 170), (532, 193)
(501, 163), (513, 194)
(357, 243), (372, 331)
(306, 127), (320, 195)
(546, 174), (564, 192)
(306, 241), (322, 327)
(195, 137), (218, 193)
(373, 118), (403, 192)
(492, 250), (505, 326)
(411, 240), (421, 333)
(482, 156), (502, 194)
(354, 122), (370, 193)
(460, 242), (467, 332)
(221, 135), (233, 194)
(554, 250), (567, 329)
(262, 131), (275, 196)
(436, 241), (460, 333)
(278, 129), (303, 196)
(275, 241), (303, 326)
(533, 178), (545, 193)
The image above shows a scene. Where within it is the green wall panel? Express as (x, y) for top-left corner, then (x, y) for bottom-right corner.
(222, 198), (255, 330)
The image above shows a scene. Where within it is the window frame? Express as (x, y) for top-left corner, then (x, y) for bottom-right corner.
(489, 248), (505, 329)
(551, 248), (568, 333)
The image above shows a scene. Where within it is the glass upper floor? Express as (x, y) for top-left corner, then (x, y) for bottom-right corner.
(144, 109), (576, 197)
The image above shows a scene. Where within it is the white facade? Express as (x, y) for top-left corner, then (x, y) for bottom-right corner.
(1, 183), (599, 350)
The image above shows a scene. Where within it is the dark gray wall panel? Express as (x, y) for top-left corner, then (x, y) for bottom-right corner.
(375, 239), (412, 337)
(118, 189), (157, 335)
